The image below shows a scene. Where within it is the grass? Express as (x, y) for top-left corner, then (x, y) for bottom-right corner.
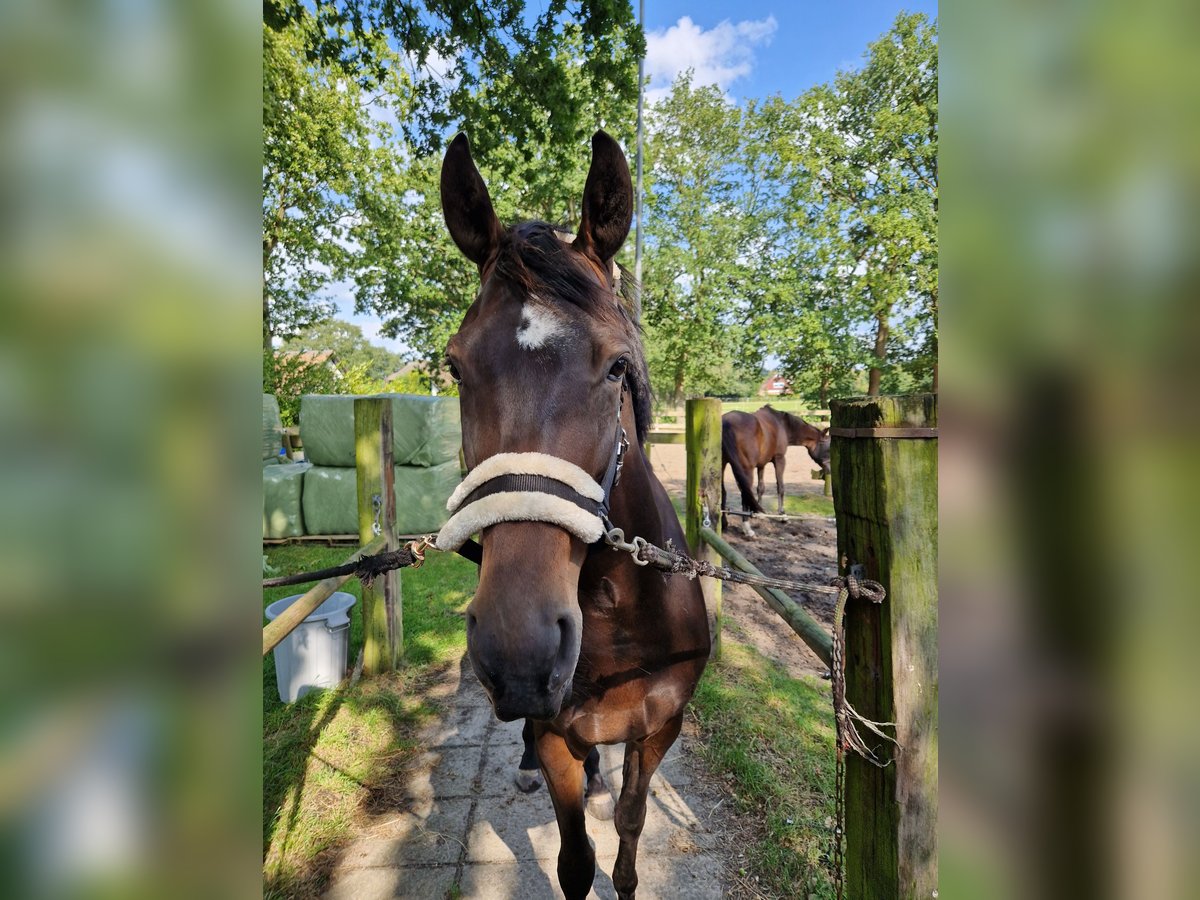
(782, 492), (834, 518)
(684, 489), (834, 521)
(689, 638), (838, 899)
(263, 544), (477, 897)
(719, 398), (830, 418)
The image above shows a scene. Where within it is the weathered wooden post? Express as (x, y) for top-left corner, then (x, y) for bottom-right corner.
(830, 393), (937, 899)
(355, 397), (403, 673)
(685, 398), (723, 659)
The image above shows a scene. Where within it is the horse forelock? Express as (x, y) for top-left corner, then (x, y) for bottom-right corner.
(488, 220), (651, 444)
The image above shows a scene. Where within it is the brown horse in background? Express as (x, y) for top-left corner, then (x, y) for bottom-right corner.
(440, 131), (710, 900)
(722, 405), (829, 532)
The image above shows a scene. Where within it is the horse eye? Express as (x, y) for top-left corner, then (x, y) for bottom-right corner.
(607, 357), (629, 383)
(446, 361), (462, 384)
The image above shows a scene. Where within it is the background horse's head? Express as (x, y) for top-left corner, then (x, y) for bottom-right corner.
(812, 427), (831, 473)
(440, 131), (649, 721)
(779, 409), (824, 451)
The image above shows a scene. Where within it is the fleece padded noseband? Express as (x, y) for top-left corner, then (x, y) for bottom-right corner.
(435, 452), (609, 551)
(434, 399), (629, 552)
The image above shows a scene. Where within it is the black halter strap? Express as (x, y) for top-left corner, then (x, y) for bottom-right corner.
(452, 385), (628, 568)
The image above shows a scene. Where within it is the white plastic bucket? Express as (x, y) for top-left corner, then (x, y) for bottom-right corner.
(264, 591), (357, 702)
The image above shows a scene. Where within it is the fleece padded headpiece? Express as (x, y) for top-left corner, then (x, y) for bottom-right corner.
(434, 452), (607, 552)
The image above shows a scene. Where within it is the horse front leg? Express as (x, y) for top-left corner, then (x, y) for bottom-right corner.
(535, 728), (595, 900)
(515, 719), (543, 792)
(774, 455), (786, 513)
(611, 715), (683, 900)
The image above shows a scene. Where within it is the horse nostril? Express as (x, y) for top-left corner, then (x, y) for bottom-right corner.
(467, 612), (477, 634)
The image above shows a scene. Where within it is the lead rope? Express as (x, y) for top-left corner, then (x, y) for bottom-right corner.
(262, 521), (896, 898)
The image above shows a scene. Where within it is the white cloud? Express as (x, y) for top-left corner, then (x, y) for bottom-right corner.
(644, 15), (777, 104)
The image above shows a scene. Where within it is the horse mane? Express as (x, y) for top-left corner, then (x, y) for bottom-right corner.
(491, 220), (652, 444)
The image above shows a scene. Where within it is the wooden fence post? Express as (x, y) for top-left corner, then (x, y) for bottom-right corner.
(355, 397), (403, 673)
(685, 398), (723, 659)
(831, 393), (937, 899)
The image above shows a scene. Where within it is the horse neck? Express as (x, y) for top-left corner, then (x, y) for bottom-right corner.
(786, 415), (819, 448)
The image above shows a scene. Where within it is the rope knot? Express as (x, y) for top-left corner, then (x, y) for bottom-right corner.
(839, 574), (886, 603)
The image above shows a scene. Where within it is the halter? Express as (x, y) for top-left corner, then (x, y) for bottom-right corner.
(434, 396), (629, 552)
(435, 228), (633, 553)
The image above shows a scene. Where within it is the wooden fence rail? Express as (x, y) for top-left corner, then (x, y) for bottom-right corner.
(698, 526), (832, 667)
(262, 535), (386, 657)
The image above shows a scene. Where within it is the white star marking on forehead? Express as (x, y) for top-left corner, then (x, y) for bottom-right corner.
(515, 303), (564, 350)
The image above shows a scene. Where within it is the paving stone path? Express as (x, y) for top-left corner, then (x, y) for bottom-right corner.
(323, 660), (730, 899)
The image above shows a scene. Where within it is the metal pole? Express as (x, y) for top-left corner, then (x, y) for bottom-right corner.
(634, 0), (645, 319)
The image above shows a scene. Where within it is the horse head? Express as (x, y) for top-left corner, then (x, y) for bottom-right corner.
(438, 131), (648, 721)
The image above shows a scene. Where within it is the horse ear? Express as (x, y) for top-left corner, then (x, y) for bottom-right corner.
(441, 133), (503, 268)
(575, 130), (633, 263)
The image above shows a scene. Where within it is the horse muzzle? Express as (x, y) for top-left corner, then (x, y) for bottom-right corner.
(466, 599), (581, 722)
(463, 520), (586, 722)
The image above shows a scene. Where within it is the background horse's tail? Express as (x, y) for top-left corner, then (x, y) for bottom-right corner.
(722, 420), (763, 514)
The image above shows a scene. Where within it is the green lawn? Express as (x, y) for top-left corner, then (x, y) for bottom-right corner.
(263, 544), (477, 897)
(689, 638), (838, 899)
(719, 398), (830, 419)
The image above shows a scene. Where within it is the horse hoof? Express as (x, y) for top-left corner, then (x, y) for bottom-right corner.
(587, 791), (615, 820)
(585, 774), (614, 819)
(515, 768), (543, 793)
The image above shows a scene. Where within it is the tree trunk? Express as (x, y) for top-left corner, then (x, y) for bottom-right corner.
(819, 375), (829, 409)
(263, 287), (273, 352)
(263, 178), (290, 353)
(868, 312), (890, 396)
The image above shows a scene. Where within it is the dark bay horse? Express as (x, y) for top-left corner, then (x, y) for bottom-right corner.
(722, 405), (829, 533)
(438, 131), (710, 900)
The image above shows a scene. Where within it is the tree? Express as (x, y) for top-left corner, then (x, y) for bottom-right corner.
(777, 13), (937, 395)
(264, 0), (643, 156)
(282, 318), (405, 380)
(347, 24), (638, 372)
(642, 74), (771, 405)
(262, 10), (411, 350)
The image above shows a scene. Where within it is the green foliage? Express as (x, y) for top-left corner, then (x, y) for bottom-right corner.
(265, 0), (642, 156)
(261, 7), (936, 406)
(642, 75), (768, 404)
(283, 319), (404, 381)
(263, 352), (339, 427)
(262, 9), (412, 348)
(350, 26), (639, 371)
(772, 13), (938, 397)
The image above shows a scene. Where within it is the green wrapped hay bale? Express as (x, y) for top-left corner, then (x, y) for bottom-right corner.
(263, 462), (309, 538)
(301, 461), (462, 536)
(300, 465), (358, 535)
(392, 394), (461, 468)
(298, 396), (356, 467)
(394, 460), (462, 533)
(263, 394), (284, 460)
(299, 394), (461, 468)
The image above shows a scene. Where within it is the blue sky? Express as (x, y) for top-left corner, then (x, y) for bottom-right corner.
(339, 1), (938, 354)
(641, 1), (937, 104)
